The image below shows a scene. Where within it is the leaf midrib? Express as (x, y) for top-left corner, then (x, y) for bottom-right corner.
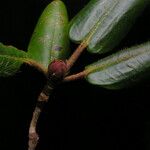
(86, 46), (150, 74)
(84, 0), (119, 45)
(0, 54), (47, 74)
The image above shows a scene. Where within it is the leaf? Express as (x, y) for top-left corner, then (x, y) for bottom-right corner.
(27, 0), (69, 68)
(85, 42), (150, 89)
(69, 0), (149, 54)
(0, 43), (28, 58)
(0, 43), (46, 77)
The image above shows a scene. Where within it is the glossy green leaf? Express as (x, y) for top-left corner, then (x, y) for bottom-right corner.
(69, 0), (149, 54)
(85, 42), (150, 89)
(0, 43), (46, 77)
(27, 0), (69, 68)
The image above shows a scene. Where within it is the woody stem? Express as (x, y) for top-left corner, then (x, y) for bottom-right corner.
(28, 82), (53, 150)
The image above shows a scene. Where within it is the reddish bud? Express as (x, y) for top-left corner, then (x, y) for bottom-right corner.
(48, 60), (68, 79)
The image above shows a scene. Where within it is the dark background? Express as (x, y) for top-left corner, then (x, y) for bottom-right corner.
(0, 0), (150, 150)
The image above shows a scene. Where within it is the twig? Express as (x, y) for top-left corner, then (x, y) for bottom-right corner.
(28, 106), (41, 150)
(28, 60), (67, 150)
(28, 83), (53, 150)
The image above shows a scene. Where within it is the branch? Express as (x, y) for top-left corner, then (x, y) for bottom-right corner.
(28, 84), (53, 150)
(28, 106), (41, 150)
(28, 62), (66, 150)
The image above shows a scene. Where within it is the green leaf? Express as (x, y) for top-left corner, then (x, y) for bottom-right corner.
(0, 43), (28, 58)
(85, 42), (150, 89)
(69, 0), (149, 54)
(27, 0), (69, 68)
(0, 43), (46, 77)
